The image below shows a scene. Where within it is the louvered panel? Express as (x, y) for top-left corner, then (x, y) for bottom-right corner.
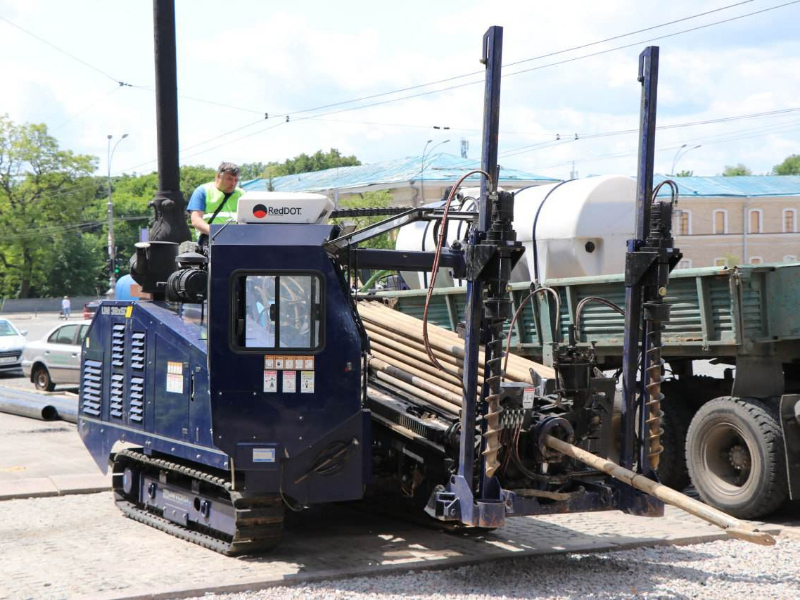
(129, 376), (144, 423)
(130, 332), (145, 370)
(109, 373), (124, 419)
(111, 324), (125, 368)
(81, 359), (102, 416)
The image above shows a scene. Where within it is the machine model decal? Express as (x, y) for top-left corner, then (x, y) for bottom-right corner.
(253, 448), (276, 463)
(263, 370), (277, 393)
(166, 361), (184, 394)
(101, 306), (129, 316)
(282, 371), (296, 393)
(300, 371), (314, 394)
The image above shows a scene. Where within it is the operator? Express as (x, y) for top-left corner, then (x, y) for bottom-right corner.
(186, 162), (245, 243)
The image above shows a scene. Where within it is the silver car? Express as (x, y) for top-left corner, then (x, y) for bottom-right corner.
(0, 318), (28, 372)
(22, 320), (92, 391)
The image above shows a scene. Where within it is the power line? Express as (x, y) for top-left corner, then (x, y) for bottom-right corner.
(0, 15), (132, 86)
(51, 86), (124, 131)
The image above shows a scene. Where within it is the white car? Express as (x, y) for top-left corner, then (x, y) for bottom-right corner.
(21, 320), (92, 391)
(0, 318), (28, 373)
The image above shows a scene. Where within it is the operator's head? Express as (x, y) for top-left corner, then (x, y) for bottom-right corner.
(215, 162), (240, 194)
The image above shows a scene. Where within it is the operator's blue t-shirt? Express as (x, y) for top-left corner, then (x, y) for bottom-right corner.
(186, 186), (208, 213)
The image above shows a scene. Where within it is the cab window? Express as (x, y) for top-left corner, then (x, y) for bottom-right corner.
(233, 273), (323, 351)
(49, 325), (78, 345)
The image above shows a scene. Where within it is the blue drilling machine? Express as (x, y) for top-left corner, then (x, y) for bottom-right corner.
(78, 4), (774, 556)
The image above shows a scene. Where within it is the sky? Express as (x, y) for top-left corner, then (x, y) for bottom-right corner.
(1, 0), (799, 181)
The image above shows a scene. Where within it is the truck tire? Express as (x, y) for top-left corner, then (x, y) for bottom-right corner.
(656, 396), (693, 491)
(686, 397), (788, 519)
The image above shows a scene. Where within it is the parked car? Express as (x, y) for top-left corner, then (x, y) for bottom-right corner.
(83, 300), (101, 320)
(0, 318), (28, 373)
(21, 320), (92, 391)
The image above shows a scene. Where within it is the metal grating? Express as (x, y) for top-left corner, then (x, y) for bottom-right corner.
(111, 324), (125, 368)
(130, 332), (145, 370)
(129, 376), (144, 423)
(109, 374), (124, 419)
(81, 359), (102, 416)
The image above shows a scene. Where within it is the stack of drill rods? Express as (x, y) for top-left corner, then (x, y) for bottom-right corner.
(358, 302), (555, 412)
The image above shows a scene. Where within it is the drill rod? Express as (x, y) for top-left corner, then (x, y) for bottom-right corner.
(543, 435), (775, 546)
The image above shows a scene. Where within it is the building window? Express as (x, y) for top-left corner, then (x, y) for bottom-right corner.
(714, 257), (727, 267)
(784, 255), (797, 262)
(783, 209), (797, 233)
(676, 210), (691, 236)
(750, 256), (762, 265)
(748, 209), (763, 234)
(713, 209), (727, 234)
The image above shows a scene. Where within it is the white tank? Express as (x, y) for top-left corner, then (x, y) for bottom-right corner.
(513, 175), (636, 282)
(394, 176), (636, 288)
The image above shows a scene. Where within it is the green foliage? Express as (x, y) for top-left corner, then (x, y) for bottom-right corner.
(675, 170), (693, 177)
(238, 162), (266, 181)
(265, 148), (360, 178)
(0, 115), (97, 297)
(332, 191), (395, 250)
(773, 154), (800, 175)
(722, 164), (752, 176)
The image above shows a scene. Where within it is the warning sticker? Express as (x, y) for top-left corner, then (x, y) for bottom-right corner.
(264, 355), (275, 369)
(300, 356), (315, 370)
(523, 387), (535, 409)
(125, 305), (133, 318)
(166, 361), (183, 394)
(284, 357), (295, 370)
(283, 370), (297, 393)
(275, 357), (284, 370)
(300, 371), (315, 394)
(263, 370), (278, 393)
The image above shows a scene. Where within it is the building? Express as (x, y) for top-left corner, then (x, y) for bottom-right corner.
(654, 175), (800, 268)
(242, 153), (558, 206)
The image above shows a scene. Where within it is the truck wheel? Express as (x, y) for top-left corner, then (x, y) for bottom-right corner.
(686, 397), (788, 519)
(656, 396), (693, 491)
(33, 365), (55, 392)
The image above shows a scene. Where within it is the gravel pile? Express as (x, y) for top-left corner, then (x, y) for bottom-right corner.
(187, 537), (800, 599)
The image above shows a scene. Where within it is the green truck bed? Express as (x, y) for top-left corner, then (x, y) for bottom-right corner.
(374, 263), (800, 365)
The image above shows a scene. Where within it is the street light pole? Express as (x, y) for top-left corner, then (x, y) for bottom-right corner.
(671, 144), (701, 175)
(106, 133), (129, 296)
(419, 138), (450, 205)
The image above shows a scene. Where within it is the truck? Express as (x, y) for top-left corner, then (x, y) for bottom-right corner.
(373, 262), (800, 519)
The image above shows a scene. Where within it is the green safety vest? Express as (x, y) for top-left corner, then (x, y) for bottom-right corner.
(202, 183), (245, 225)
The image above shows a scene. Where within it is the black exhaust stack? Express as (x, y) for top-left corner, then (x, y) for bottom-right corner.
(130, 0), (192, 297)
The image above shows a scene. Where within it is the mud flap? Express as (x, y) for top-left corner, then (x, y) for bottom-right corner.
(779, 394), (800, 500)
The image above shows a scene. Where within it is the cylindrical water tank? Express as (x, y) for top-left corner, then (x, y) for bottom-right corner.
(394, 176), (636, 288)
(513, 176), (635, 282)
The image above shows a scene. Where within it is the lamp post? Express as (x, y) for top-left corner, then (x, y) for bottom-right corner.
(106, 133), (129, 296)
(420, 138), (450, 205)
(670, 144), (701, 175)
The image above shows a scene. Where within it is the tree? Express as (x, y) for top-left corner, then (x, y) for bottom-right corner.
(722, 164), (752, 176)
(0, 115), (96, 297)
(265, 149), (360, 178)
(238, 162), (266, 181)
(675, 170), (693, 177)
(773, 154), (800, 175)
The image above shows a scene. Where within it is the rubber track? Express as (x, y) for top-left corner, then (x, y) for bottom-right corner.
(113, 449), (283, 556)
